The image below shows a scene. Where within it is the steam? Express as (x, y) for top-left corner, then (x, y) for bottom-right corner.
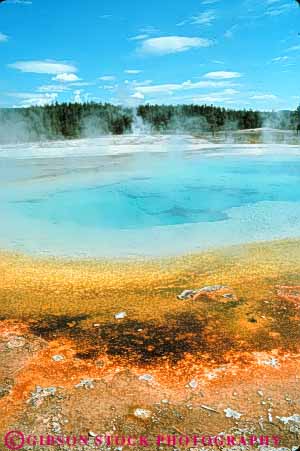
(80, 114), (109, 138)
(0, 103), (299, 145)
(0, 108), (56, 143)
(131, 108), (150, 135)
(260, 110), (297, 144)
(0, 116), (32, 143)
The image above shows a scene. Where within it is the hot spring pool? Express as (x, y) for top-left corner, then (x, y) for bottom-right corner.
(1, 135), (300, 258)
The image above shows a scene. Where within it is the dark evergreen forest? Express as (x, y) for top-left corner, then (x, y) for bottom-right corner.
(0, 102), (298, 143)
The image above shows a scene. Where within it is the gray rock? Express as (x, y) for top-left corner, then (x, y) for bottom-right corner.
(0, 385), (12, 398)
(115, 311), (127, 320)
(52, 422), (61, 433)
(6, 336), (26, 349)
(28, 386), (57, 407)
(177, 285), (228, 300)
(134, 408), (152, 419)
(224, 407), (242, 419)
(177, 290), (196, 300)
(52, 355), (64, 362)
(75, 378), (95, 389)
(138, 374), (154, 382)
(88, 431), (98, 437)
(199, 285), (227, 293)
(188, 379), (198, 389)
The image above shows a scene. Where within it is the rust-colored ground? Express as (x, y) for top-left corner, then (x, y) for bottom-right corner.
(0, 239), (300, 450)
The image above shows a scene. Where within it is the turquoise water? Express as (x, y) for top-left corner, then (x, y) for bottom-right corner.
(1, 137), (300, 257)
(10, 157), (300, 228)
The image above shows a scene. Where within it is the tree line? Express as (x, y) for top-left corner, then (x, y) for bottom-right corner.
(0, 101), (299, 143)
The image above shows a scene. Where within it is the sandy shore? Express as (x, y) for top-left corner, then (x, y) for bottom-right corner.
(1, 239), (300, 448)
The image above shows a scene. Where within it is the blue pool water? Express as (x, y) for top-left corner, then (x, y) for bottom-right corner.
(10, 157), (300, 228)
(1, 137), (300, 257)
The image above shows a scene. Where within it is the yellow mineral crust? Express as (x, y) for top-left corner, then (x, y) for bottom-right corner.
(0, 239), (300, 446)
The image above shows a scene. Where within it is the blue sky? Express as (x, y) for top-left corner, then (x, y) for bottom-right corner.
(1, 0), (300, 110)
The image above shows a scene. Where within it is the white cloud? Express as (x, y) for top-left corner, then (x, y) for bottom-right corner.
(38, 84), (70, 92)
(139, 36), (213, 55)
(265, 2), (293, 16)
(131, 92), (145, 99)
(6, 0), (32, 4)
(224, 24), (238, 39)
(224, 30), (233, 39)
(251, 94), (277, 100)
(124, 69), (142, 74)
(9, 92), (58, 106)
(134, 79), (236, 95)
(127, 79), (152, 87)
(192, 89), (239, 103)
(139, 26), (160, 35)
(129, 34), (149, 41)
(99, 75), (116, 81)
(204, 71), (242, 79)
(9, 60), (77, 74)
(150, 89), (239, 105)
(287, 45), (300, 52)
(129, 27), (160, 41)
(0, 32), (8, 42)
(69, 81), (94, 87)
(272, 55), (289, 62)
(177, 10), (217, 27)
(191, 11), (216, 26)
(102, 84), (118, 91)
(52, 73), (80, 82)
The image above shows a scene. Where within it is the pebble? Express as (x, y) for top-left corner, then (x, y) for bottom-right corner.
(206, 372), (217, 380)
(199, 285), (228, 293)
(290, 424), (300, 434)
(115, 311), (127, 320)
(177, 290), (195, 300)
(133, 408), (151, 419)
(258, 416), (265, 431)
(277, 414), (300, 424)
(52, 422), (61, 434)
(0, 385), (11, 398)
(224, 407), (242, 420)
(177, 285), (229, 301)
(188, 379), (198, 389)
(75, 379), (94, 389)
(88, 431), (98, 437)
(28, 386), (57, 407)
(52, 355), (64, 362)
(268, 409), (273, 423)
(261, 357), (280, 368)
(6, 336), (26, 349)
(200, 404), (218, 413)
(138, 374), (154, 382)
